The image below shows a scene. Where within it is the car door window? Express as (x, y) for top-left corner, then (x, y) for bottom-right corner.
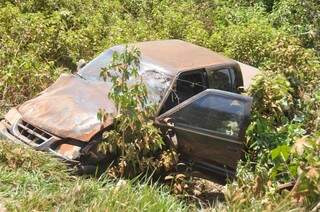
(209, 68), (236, 92)
(176, 71), (207, 102)
(160, 70), (208, 114)
(161, 89), (252, 138)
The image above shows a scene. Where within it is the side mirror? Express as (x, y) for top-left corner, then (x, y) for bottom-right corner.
(76, 59), (87, 72)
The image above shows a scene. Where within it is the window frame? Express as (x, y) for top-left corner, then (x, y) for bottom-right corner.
(175, 69), (208, 97)
(156, 89), (252, 141)
(208, 68), (233, 92)
(156, 69), (208, 115)
(205, 64), (243, 94)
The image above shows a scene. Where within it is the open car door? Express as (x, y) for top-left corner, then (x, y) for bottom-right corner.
(157, 89), (252, 177)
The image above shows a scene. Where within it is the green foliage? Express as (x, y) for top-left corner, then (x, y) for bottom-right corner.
(291, 135), (320, 204)
(209, 18), (279, 67)
(242, 34), (320, 209)
(271, 0), (320, 51)
(0, 1), (115, 107)
(222, 133), (320, 211)
(97, 47), (177, 178)
(1, 0), (320, 210)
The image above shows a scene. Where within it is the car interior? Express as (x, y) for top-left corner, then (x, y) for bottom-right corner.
(159, 69), (208, 114)
(160, 68), (237, 114)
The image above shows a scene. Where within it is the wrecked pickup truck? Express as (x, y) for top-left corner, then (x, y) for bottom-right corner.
(0, 40), (258, 177)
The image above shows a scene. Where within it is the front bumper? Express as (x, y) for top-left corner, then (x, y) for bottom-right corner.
(0, 119), (80, 164)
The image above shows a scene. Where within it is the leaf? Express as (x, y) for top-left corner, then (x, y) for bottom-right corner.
(175, 174), (186, 180)
(306, 167), (319, 179)
(288, 164), (298, 177)
(292, 137), (311, 156)
(164, 175), (174, 181)
(271, 145), (290, 160)
(175, 184), (182, 193)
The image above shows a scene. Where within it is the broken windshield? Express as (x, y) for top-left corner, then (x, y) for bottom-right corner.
(78, 49), (173, 104)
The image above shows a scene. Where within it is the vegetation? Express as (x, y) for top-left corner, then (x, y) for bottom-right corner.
(0, 0), (319, 211)
(0, 140), (189, 211)
(97, 46), (177, 178)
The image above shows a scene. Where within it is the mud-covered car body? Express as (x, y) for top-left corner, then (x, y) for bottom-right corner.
(0, 40), (258, 176)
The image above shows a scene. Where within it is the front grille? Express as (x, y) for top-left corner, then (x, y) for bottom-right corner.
(5, 119), (80, 162)
(16, 120), (53, 145)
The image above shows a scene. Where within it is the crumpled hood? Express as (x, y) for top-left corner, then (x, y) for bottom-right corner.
(17, 74), (116, 142)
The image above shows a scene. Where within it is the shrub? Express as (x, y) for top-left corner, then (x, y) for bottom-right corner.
(270, 0), (320, 51)
(239, 35), (320, 209)
(97, 47), (177, 178)
(208, 18), (278, 67)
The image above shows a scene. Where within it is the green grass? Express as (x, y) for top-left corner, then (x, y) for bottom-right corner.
(0, 140), (190, 211)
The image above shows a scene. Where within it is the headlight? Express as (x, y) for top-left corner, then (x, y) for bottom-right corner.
(5, 108), (22, 125)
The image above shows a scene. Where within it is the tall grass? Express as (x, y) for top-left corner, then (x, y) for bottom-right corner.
(0, 140), (189, 211)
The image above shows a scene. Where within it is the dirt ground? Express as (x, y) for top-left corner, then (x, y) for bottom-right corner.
(182, 170), (226, 207)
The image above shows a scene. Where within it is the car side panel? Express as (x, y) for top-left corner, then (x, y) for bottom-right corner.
(174, 126), (243, 170)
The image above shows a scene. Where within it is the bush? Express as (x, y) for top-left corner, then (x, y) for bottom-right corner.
(208, 18), (278, 67)
(240, 35), (320, 209)
(270, 0), (320, 51)
(97, 47), (177, 178)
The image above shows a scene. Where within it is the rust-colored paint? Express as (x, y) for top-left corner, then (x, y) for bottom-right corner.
(57, 143), (75, 154)
(132, 40), (236, 74)
(236, 61), (259, 89)
(56, 143), (81, 160)
(17, 74), (116, 142)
